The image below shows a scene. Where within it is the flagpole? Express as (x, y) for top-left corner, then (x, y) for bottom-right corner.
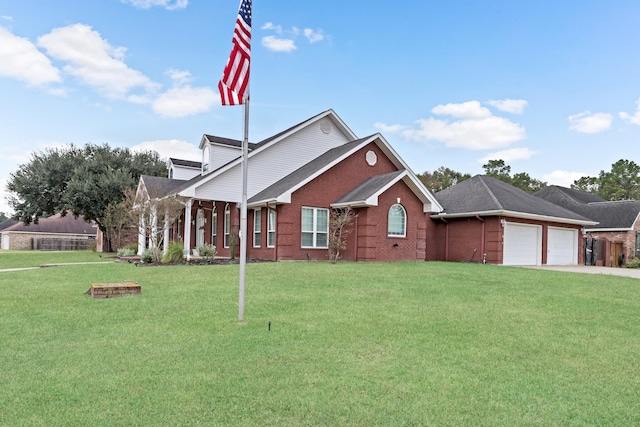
(238, 99), (249, 322)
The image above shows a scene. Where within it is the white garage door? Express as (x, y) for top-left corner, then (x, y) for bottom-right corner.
(547, 227), (578, 265)
(1, 234), (9, 250)
(503, 222), (542, 266)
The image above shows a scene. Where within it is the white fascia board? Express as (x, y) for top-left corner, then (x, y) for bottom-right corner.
(371, 134), (443, 213)
(432, 210), (598, 226)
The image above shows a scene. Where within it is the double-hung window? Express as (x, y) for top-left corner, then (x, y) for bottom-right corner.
(224, 203), (231, 248)
(267, 210), (276, 248)
(253, 209), (261, 248)
(388, 204), (406, 237)
(301, 207), (328, 248)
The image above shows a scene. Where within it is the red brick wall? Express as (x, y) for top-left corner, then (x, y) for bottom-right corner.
(427, 215), (585, 265)
(259, 142), (432, 262)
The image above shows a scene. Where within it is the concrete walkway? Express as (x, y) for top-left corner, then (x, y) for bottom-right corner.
(521, 265), (640, 279)
(0, 261), (113, 273)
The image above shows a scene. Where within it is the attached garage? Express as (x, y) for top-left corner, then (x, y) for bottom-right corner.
(547, 227), (578, 265)
(503, 222), (542, 266)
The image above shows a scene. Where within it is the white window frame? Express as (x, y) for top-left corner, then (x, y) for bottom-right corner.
(388, 204), (407, 237)
(301, 207), (329, 248)
(224, 203), (231, 248)
(253, 208), (261, 248)
(267, 209), (276, 248)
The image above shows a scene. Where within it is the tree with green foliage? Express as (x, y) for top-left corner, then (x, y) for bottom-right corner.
(482, 159), (546, 193)
(0, 212), (8, 223)
(572, 159), (640, 201)
(7, 143), (167, 249)
(417, 167), (471, 192)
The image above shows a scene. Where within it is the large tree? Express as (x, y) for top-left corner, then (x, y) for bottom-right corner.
(0, 212), (8, 223)
(417, 167), (471, 192)
(482, 159), (546, 193)
(7, 143), (166, 242)
(572, 159), (640, 201)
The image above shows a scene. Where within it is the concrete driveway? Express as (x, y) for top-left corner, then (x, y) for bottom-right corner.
(521, 265), (640, 279)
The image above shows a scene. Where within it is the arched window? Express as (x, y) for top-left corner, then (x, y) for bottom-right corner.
(211, 205), (218, 247)
(388, 204), (406, 237)
(224, 203), (231, 248)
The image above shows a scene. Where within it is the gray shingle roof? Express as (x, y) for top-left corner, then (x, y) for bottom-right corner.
(3, 212), (96, 234)
(434, 175), (594, 223)
(334, 171), (405, 205)
(169, 158), (201, 169)
(140, 175), (190, 198)
(535, 186), (640, 229)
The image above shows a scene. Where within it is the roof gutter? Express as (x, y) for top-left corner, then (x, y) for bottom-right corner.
(431, 209), (598, 226)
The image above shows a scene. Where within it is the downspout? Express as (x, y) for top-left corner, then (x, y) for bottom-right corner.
(354, 212), (359, 262)
(476, 215), (485, 262)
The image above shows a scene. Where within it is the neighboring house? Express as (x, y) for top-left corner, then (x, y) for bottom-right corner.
(136, 109), (444, 262)
(429, 175), (597, 266)
(0, 212), (97, 250)
(535, 185), (640, 266)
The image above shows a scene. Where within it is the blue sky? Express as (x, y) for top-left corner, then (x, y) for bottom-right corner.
(2, 1), (640, 215)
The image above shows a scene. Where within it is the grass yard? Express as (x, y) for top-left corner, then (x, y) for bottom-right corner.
(1, 252), (640, 426)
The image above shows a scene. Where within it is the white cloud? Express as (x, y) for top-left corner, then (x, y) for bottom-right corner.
(394, 100), (525, 150)
(619, 98), (640, 125)
(0, 177), (12, 215)
(121, 0), (188, 10)
(152, 86), (216, 118)
(479, 147), (537, 163)
(374, 122), (407, 133)
(568, 111), (612, 133)
(0, 27), (61, 86)
(261, 35), (297, 53)
(486, 99), (528, 114)
(543, 170), (590, 188)
(303, 28), (324, 43)
(131, 139), (200, 161)
(2, 16), (13, 21)
(261, 22), (282, 34)
(37, 24), (159, 99)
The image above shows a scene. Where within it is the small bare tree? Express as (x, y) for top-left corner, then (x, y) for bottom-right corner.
(103, 199), (134, 252)
(328, 207), (357, 264)
(123, 187), (187, 263)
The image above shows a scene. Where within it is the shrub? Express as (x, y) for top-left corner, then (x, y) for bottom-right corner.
(125, 242), (138, 253)
(162, 240), (185, 263)
(117, 247), (136, 257)
(140, 248), (154, 264)
(198, 244), (217, 259)
(626, 256), (640, 269)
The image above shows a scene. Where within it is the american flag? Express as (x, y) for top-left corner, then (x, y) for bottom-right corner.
(218, 0), (252, 106)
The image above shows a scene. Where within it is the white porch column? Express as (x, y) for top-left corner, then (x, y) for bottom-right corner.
(183, 199), (192, 259)
(137, 216), (146, 255)
(149, 205), (158, 249)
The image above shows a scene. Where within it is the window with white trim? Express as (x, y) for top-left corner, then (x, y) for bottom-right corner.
(388, 204), (406, 237)
(267, 209), (276, 248)
(224, 203), (231, 248)
(253, 209), (261, 248)
(301, 207), (328, 248)
(211, 206), (217, 247)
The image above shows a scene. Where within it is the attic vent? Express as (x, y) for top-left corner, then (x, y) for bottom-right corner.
(366, 150), (377, 166)
(320, 119), (332, 134)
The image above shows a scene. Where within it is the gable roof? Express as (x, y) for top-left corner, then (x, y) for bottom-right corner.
(432, 175), (596, 225)
(535, 186), (640, 230)
(3, 212), (97, 234)
(139, 175), (189, 199)
(247, 134), (443, 212)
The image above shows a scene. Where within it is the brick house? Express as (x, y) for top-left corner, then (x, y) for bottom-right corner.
(429, 176), (596, 265)
(0, 212), (97, 250)
(135, 110), (443, 261)
(535, 186), (640, 266)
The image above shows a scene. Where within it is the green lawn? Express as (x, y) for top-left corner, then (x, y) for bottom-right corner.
(1, 252), (639, 426)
